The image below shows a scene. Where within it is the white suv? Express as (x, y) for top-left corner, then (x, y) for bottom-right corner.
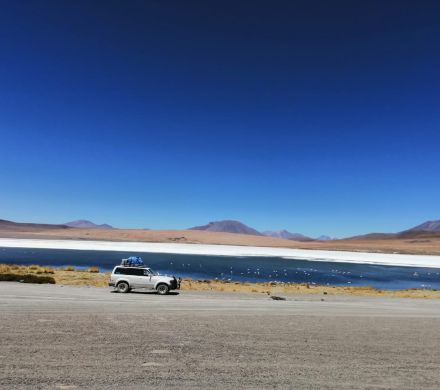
(109, 266), (180, 295)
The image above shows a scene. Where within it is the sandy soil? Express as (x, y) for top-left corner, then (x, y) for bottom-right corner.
(2, 227), (440, 255)
(1, 283), (440, 389)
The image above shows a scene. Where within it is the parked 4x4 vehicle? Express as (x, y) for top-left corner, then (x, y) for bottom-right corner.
(109, 266), (180, 295)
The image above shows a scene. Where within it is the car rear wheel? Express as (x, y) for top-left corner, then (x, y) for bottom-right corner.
(156, 283), (169, 295)
(117, 282), (130, 293)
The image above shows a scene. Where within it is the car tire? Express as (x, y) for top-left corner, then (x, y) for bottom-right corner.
(117, 282), (130, 293)
(156, 283), (169, 295)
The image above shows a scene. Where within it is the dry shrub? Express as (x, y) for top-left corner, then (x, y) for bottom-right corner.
(0, 264), (11, 273)
(88, 266), (100, 273)
(64, 266), (75, 271)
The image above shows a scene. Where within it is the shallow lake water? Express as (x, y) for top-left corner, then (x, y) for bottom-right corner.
(1, 246), (440, 290)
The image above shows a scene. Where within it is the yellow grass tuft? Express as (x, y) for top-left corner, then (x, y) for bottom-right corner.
(0, 264), (55, 284)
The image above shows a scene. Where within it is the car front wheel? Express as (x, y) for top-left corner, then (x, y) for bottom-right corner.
(156, 283), (169, 295)
(117, 282), (130, 293)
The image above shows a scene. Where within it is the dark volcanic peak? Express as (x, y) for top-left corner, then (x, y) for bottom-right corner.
(65, 220), (114, 229)
(262, 230), (311, 241)
(189, 220), (262, 236)
(406, 220), (440, 233)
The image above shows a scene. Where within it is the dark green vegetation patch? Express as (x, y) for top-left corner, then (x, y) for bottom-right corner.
(0, 273), (56, 284)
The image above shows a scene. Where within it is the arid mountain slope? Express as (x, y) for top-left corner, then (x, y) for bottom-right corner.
(406, 220), (440, 233)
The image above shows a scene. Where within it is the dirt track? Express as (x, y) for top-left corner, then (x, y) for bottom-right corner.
(1, 283), (440, 389)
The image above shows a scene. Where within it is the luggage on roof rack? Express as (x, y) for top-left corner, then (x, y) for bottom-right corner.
(121, 256), (144, 267)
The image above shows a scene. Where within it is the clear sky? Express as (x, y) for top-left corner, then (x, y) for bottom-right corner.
(1, 1), (439, 237)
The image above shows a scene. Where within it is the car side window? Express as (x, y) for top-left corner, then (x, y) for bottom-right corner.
(114, 268), (145, 275)
(143, 269), (150, 276)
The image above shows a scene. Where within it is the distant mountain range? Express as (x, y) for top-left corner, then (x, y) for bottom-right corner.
(189, 220), (330, 241)
(65, 220), (114, 229)
(0, 218), (115, 231)
(262, 230), (312, 241)
(316, 235), (334, 241)
(1, 217), (439, 240)
(190, 219), (440, 241)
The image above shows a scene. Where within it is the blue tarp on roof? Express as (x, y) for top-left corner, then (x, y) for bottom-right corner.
(124, 256), (144, 267)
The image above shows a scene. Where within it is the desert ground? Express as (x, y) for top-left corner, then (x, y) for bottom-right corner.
(1, 225), (440, 255)
(1, 283), (440, 389)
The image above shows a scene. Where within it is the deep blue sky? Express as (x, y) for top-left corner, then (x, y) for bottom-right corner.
(1, 1), (439, 237)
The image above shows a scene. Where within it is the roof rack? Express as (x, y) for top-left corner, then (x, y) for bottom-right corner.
(120, 256), (145, 267)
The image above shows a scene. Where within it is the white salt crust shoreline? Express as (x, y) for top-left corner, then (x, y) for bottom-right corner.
(1, 238), (440, 269)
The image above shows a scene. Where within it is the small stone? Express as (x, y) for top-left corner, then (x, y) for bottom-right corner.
(270, 296), (286, 301)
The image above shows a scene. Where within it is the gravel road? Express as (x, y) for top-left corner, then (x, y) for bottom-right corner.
(1, 283), (440, 389)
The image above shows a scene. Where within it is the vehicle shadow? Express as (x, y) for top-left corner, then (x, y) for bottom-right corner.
(110, 290), (180, 296)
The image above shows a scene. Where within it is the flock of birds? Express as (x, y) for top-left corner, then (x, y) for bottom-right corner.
(165, 260), (439, 287)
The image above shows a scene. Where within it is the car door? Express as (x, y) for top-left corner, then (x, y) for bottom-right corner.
(124, 268), (144, 288)
(141, 268), (155, 289)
